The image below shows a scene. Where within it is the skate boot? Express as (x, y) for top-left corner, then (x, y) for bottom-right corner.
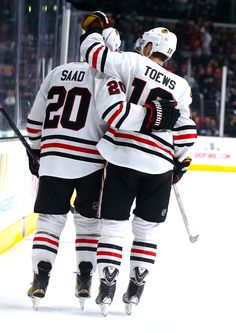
(95, 266), (119, 316)
(28, 261), (52, 310)
(123, 267), (148, 315)
(75, 261), (93, 310)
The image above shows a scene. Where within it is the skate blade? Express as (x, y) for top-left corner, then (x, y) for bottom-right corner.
(124, 296), (138, 315)
(125, 302), (134, 315)
(76, 290), (90, 310)
(79, 297), (88, 311)
(31, 297), (41, 311)
(100, 303), (110, 317)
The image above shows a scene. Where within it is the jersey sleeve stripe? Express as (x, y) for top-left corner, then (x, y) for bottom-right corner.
(173, 133), (197, 140)
(107, 103), (123, 126)
(101, 47), (108, 72)
(102, 101), (123, 119)
(27, 119), (43, 125)
(28, 135), (41, 141)
(116, 103), (131, 129)
(174, 125), (197, 131)
(27, 127), (41, 134)
(92, 45), (105, 69)
(85, 42), (100, 63)
(175, 142), (194, 147)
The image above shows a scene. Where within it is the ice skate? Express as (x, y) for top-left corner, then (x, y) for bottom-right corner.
(28, 261), (52, 310)
(75, 262), (93, 310)
(95, 266), (119, 316)
(123, 267), (148, 315)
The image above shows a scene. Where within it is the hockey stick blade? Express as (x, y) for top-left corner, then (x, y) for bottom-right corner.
(190, 234), (199, 243)
(173, 184), (199, 243)
(0, 106), (39, 166)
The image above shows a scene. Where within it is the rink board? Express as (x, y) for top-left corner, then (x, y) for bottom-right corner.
(0, 139), (38, 254)
(0, 135), (235, 255)
(0, 213), (37, 255)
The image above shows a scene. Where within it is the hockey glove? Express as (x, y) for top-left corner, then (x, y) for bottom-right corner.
(141, 99), (180, 133)
(27, 149), (40, 178)
(82, 11), (112, 32)
(172, 157), (192, 184)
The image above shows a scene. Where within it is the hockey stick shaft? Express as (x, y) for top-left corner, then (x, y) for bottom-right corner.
(173, 183), (199, 243)
(0, 107), (75, 210)
(0, 106), (39, 166)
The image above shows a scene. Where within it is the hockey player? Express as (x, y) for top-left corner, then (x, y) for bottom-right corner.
(80, 12), (198, 315)
(26, 27), (179, 310)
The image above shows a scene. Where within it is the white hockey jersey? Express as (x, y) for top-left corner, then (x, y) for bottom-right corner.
(27, 62), (148, 178)
(80, 33), (198, 174)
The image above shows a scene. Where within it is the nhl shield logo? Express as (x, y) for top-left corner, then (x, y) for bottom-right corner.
(161, 209), (167, 217)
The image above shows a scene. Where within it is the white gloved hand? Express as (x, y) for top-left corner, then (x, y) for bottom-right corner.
(102, 28), (121, 51)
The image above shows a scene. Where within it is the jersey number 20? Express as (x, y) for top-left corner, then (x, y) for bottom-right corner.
(44, 86), (91, 131)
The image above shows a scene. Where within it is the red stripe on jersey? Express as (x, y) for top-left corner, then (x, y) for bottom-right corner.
(97, 251), (122, 259)
(107, 103), (123, 126)
(92, 45), (104, 69)
(27, 127), (41, 134)
(76, 239), (99, 244)
(34, 236), (59, 247)
(41, 142), (100, 155)
(108, 128), (173, 156)
(131, 248), (157, 257)
(173, 133), (197, 140)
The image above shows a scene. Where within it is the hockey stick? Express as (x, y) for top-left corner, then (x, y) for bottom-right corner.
(0, 106), (39, 166)
(0, 106), (76, 212)
(173, 183), (199, 243)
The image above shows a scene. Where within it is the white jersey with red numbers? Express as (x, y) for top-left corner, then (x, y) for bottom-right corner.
(27, 61), (148, 178)
(81, 32), (198, 174)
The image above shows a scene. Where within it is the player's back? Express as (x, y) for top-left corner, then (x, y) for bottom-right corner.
(106, 51), (190, 109)
(96, 52), (191, 174)
(81, 30), (196, 174)
(27, 62), (108, 178)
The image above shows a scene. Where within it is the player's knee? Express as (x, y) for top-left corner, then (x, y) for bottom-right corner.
(74, 211), (101, 234)
(132, 215), (161, 242)
(37, 213), (67, 236)
(100, 218), (128, 239)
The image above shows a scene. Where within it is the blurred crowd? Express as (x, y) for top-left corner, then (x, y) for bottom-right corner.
(113, 14), (236, 137)
(0, 0), (60, 134)
(0, 0), (236, 137)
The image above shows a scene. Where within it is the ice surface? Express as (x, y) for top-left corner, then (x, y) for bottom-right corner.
(0, 171), (236, 333)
